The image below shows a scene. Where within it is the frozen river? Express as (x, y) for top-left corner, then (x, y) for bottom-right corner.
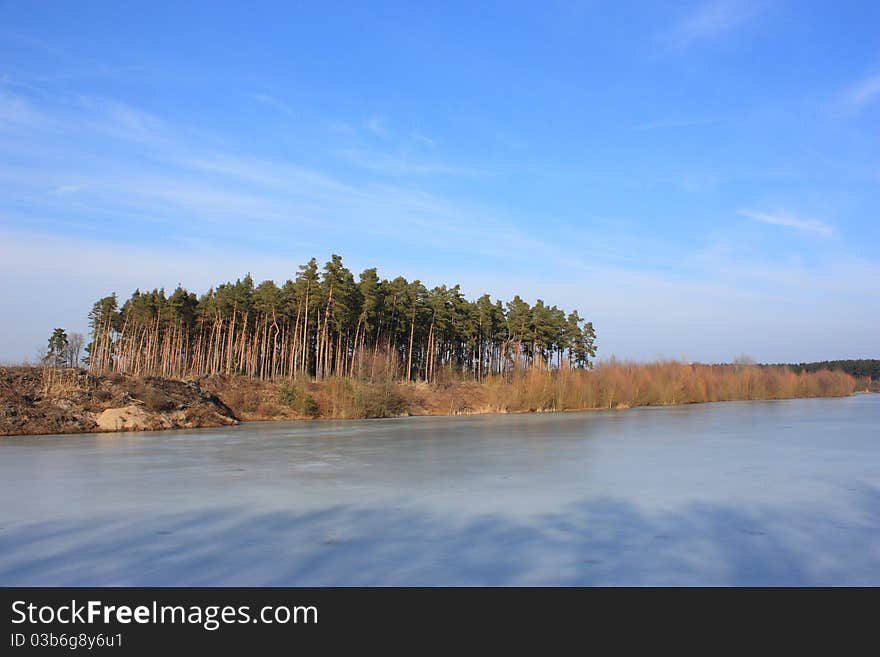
(1, 394), (878, 585)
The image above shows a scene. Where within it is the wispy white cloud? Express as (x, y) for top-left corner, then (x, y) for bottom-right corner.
(365, 116), (389, 137)
(0, 92), (43, 127)
(0, 72), (52, 98)
(0, 93), (515, 258)
(837, 72), (880, 114)
(326, 120), (355, 135)
(76, 95), (166, 143)
(252, 93), (296, 117)
(52, 184), (84, 195)
(740, 209), (834, 237)
(410, 132), (436, 147)
(675, 171), (724, 193)
(177, 151), (354, 196)
(0, 30), (67, 57)
(665, 0), (760, 48)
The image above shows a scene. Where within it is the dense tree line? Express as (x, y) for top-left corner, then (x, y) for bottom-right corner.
(783, 360), (880, 380)
(85, 255), (596, 381)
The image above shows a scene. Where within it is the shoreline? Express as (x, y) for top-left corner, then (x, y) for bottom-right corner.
(1, 394), (867, 438)
(7, 393), (876, 438)
(1, 363), (869, 437)
(0, 361), (875, 436)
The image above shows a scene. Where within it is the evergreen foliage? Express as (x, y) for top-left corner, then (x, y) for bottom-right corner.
(783, 359), (880, 380)
(46, 328), (69, 368)
(84, 255), (597, 381)
(279, 383), (320, 417)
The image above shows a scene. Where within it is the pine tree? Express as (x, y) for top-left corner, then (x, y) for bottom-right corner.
(80, 256), (597, 381)
(46, 328), (69, 368)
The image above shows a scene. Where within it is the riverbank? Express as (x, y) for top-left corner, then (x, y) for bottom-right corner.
(0, 362), (864, 436)
(0, 367), (237, 436)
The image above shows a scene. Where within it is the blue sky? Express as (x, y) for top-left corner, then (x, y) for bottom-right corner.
(1, 0), (878, 363)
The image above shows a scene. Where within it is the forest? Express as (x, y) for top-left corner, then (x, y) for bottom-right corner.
(775, 360), (880, 380)
(84, 255), (597, 382)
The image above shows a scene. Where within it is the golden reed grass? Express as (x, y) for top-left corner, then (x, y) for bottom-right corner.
(211, 358), (859, 420)
(478, 360), (856, 413)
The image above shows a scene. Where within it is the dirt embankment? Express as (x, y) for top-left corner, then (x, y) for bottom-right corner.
(0, 368), (238, 437)
(197, 374), (487, 422)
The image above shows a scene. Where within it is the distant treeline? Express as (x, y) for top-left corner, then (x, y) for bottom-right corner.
(770, 360), (880, 380)
(85, 255), (596, 381)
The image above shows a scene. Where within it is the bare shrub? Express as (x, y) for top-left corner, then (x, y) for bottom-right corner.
(40, 367), (88, 397)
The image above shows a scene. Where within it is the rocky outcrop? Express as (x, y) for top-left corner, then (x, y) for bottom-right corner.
(95, 403), (237, 432)
(96, 404), (153, 431)
(0, 368), (238, 436)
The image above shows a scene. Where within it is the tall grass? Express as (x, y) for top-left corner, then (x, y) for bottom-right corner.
(317, 351), (407, 418)
(319, 377), (407, 418)
(135, 358), (865, 422)
(39, 367), (90, 397)
(480, 360), (856, 412)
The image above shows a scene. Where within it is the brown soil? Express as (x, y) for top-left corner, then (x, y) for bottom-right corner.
(0, 368), (487, 436)
(0, 367), (238, 436)
(197, 375), (489, 421)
